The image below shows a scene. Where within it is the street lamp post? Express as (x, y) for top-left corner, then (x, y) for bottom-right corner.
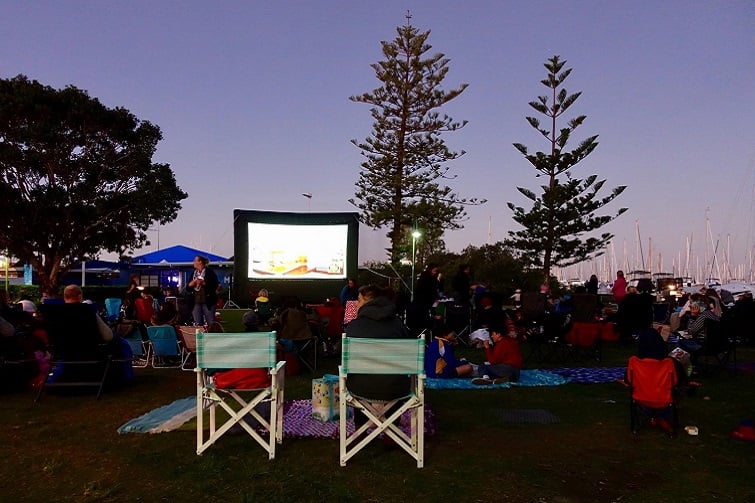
(0, 252), (8, 292)
(410, 229), (421, 301)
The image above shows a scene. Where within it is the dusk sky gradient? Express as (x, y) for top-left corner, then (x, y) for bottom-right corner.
(2, 1), (754, 282)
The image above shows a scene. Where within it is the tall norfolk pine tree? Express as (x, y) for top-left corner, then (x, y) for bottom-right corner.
(350, 20), (484, 263)
(506, 56), (627, 280)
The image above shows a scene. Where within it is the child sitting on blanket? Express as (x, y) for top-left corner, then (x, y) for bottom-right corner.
(424, 325), (475, 378)
(472, 321), (523, 385)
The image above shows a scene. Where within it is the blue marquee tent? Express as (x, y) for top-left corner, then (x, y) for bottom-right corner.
(132, 245), (229, 265)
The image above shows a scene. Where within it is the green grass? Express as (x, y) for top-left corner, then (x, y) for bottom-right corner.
(2, 339), (754, 502)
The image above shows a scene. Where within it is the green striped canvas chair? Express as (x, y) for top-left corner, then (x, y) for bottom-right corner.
(338, 335), (426, 468)
(195, 331), (285, 459)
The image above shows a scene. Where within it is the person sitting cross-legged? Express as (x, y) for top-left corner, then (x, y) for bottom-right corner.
(424, 325), (474, 378)
(472, 321), (523, 385)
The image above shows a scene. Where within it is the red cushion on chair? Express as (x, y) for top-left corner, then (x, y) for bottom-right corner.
(213, 368), (270, 389)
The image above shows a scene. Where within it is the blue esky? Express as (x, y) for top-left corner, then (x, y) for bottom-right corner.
(2, 1), (754, 281)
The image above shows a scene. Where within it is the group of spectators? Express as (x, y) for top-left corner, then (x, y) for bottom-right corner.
(1, 285), (134, 391)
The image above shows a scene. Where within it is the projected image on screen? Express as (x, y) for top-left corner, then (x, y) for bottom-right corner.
(247, 223), (348, 279)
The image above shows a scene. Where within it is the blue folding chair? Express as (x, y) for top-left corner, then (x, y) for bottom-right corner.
(104, 298), (123, 325)
(146, 325), (181, 368)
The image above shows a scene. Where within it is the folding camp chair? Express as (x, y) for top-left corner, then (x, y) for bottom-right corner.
(339, 335), (426, 468)
(564, 322), (603, 362)
(104, 298), (122, 325)
(124, 335), (150, 368)
(195, 331), (285, 459)
(444, 302), (472, 344)
(518, 293), (566, 362)
(571, 293), (599, 323)
(653, 302), (671, 324)
(627, 356), (679, 437)
(176, 325), (199, 371)
(289, 333), (317, 373)
(36, 303), (127, 400)
(133, 298), (155, 325)
(696, 318), (737, 375)
(146, 325), (181, 368)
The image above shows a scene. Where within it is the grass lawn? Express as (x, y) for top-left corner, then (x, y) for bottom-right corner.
(2, 319), (754, 502)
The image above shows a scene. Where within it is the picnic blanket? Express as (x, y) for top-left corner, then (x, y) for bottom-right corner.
(118, 398), (435, 437)
(426, 369), (568, 389)
(496, 409), (561, 424)
(118, 396), (197, 434)
(546, 366), (626, 384)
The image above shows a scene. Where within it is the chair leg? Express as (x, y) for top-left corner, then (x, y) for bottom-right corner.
(294, 338), (317, 373)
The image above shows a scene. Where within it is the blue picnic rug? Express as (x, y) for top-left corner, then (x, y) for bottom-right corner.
(547, 366), (626, 384)
(426, 369), (568, 389)
(425, 367), (627, 389)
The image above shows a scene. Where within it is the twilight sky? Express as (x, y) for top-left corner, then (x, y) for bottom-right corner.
(2, 1), (754, 282)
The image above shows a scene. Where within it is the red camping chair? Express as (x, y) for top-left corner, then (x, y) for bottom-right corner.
(133, 298), (155, 325)
(564, 322), (603, 362)
(626, 356), (679, 437)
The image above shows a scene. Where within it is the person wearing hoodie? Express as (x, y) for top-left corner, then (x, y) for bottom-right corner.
(345, 284), (412, 430)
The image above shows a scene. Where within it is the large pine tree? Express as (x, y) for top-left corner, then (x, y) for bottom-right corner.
(350, 17), (483, 263)
(507, 56), (627, 281)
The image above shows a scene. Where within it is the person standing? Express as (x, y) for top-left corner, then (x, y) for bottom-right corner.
(188, 255), (218, 326)
(451, 264), (477, 307)
(411, 263), (441, 331)
(611, 270), (628, 304)
(585, 274), (599, 295)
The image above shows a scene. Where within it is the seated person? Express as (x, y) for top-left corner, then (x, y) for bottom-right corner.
(615, 286), (654, 343)
(242, 310), (259, 332)
(346, 285), (412, 432)
(274, 297), (313, 352)
(425, 325), (474, 378)
(41, 285), (132, 386)
(63, 285), (113, 342)
(472, 320), (523, 385)
(635, 327), (689, 388)
(151, 300), (179, 326)
(255, 288), (272, 324)
(678, 300), (720, 366)
(475, 296), (518, 335)
(474, 295), (500, 330)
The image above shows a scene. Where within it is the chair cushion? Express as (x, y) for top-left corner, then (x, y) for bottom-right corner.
(213, 368), (271, 389)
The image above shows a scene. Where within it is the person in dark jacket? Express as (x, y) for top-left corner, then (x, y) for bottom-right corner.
(187, 255), (219, 326)
(616, 286), (654, 344)
(346, 284), (412, 428)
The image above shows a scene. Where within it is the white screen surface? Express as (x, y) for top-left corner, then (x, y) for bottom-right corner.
(247, 222), (348, 279)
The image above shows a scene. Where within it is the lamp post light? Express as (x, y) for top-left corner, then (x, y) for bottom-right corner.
(0, 252), (8, 292)
(410, 229), (421, 301)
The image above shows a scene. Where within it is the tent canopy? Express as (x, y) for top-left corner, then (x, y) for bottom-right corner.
(132, 245), (229, 266)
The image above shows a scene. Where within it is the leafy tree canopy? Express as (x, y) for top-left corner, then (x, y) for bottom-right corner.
(0, 75), (187, 295)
